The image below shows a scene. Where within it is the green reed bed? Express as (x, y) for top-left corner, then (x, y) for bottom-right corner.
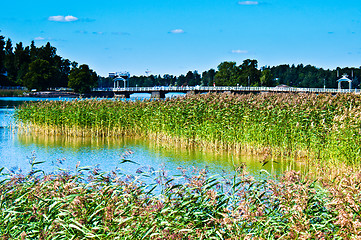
(1, 159), (360, 239)
(14, 93), (361, 164)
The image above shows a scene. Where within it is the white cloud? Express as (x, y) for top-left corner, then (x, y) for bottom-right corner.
(34, 37), (45, 41)
(238, 1), (259, 5)
(48, 15), (64, 21)
(170, 29), (185, 34)
(231, 50), (248, 54)
(64, 15), (78, 22)
(48, 15), (78, 22)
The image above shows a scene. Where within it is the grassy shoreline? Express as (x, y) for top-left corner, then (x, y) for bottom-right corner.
(14, 92), (361, 165)
(1, 160), (361, 239)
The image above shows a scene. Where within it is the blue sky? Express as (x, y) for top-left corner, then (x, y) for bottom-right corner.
(1, 0), (361, 77)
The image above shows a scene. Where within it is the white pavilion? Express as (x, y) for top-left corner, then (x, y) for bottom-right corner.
(109, 72), (130, 88)
(337, 74), (352, 90)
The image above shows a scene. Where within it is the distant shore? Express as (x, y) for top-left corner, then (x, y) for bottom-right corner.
(23, 91), (80, 98)
(0, 90), (116, 98)
(0, 89), (27, 97)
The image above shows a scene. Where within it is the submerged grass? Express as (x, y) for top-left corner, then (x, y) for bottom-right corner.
(1, 159), (361, 239)
(14, 92), (361, 164)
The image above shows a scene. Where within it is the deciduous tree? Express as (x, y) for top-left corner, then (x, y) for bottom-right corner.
(68, 64), (98, 93)
(22, 59), (56, 90)
(214, 61), (241, 86)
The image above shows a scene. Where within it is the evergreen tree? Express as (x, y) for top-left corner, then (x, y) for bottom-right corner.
(260, 69), (274, 86)
(201, 69), (215, 86)
(185, 71), (194, 86)
(239, 59), (260, 86)
(29, 40), (38, 61)
(0, 36), (6, 85)
(13, 42), (31, 85)
(4, 39), (16, 85)
(177, 74), (187, 86)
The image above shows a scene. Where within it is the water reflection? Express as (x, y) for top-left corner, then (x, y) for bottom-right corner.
(15, 132), (301, 177)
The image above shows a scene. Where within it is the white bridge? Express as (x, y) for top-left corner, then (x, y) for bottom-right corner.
(92, 86), (360, 98)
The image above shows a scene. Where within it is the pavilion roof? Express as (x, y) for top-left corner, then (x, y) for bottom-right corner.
(113, 77), (126, 82)
(337, 75), (352, 83)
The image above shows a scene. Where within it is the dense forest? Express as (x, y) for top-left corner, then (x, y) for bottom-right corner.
(1, 34), (361, 92)
(0, 35), (97, 93)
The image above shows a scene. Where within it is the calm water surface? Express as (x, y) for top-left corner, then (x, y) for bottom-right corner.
(0, 97), (301, 178)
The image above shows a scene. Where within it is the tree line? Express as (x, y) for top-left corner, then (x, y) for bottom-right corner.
(2, 34), (361, 92)
(213, 61), (360, 89)
(101, 60), (360, 89)
(98, 69), (217, 88)
(0, 35), (97, 93)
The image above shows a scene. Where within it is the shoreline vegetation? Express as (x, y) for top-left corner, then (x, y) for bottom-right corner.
(0, 89), (26, 97)
(7, 92), (361, 238)
(15, 92), (361, 165)
(1, 159), (360, 239)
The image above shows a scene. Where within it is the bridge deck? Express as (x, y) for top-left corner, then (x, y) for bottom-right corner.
(93, 86), (360, 95)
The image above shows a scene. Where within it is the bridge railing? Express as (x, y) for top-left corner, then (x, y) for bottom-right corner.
(0, 86), (27, 90)
(92, 86), (360, 94)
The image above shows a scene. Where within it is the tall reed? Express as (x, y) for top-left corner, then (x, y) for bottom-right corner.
(14, 93), (361, 164)
(1, 159), (361, 239)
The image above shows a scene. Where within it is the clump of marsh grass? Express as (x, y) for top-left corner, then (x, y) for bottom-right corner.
(14, 93), (361, 165)
(1, 157), (361, 239)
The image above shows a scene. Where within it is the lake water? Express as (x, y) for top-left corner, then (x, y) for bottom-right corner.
(0, 96), (301, 178)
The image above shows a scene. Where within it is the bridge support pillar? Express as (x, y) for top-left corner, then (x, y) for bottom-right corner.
(114, 92), (131, 98)
(151, 91), (165, 99)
